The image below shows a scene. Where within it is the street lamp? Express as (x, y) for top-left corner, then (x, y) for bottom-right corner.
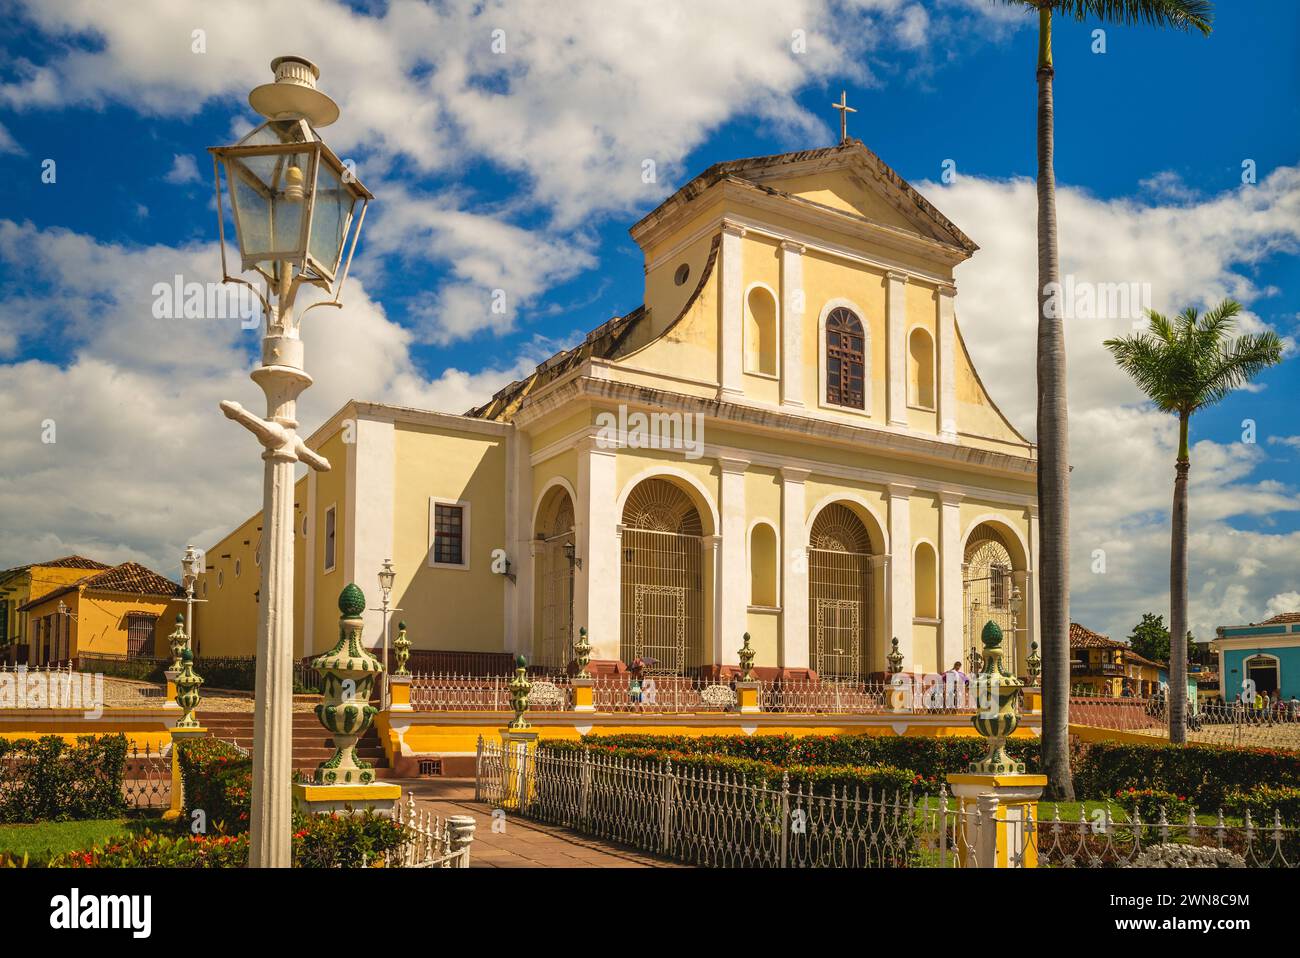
(375, 558), (398, 708)
(180, 544), (204, 654)
(209, 55), (372, 869)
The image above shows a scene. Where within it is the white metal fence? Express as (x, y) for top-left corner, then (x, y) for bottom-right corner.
(389, 792), (475, 868)
(475, 739), (983, 867)
(1071, 693), (1300, 751)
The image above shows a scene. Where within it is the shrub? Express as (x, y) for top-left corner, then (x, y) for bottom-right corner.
(1113, 787), (1192, 823)
(45, 811), (408, 868)
(176, 738), (252, 831)
(1221, 785), (1300, 823)
(0, 735), (128, 823)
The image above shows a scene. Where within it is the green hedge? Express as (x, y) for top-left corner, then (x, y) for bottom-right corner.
(565, 733), (1039, 787)
(0, 735), (127, 823)
(542, 739), (920, 797)
(1222, 785), (1300, 823)
(563, 734), (1300, 811)
(1071, 741), (1300, 809)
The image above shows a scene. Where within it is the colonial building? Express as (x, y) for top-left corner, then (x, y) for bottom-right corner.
(1068, 622), (1164, 698)
(201, 139), (1039, 679)
(0, 555), (111, 664)
(1212, 611), (1300, 702)
(15, 561), (184, 665)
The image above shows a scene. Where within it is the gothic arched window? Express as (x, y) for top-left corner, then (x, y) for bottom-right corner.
(825, 307), (865, 409)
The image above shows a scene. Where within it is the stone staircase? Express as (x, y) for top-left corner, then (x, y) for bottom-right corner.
(195, 712), (392, 779)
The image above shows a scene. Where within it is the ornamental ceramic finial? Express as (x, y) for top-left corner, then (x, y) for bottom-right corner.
(174, 648), (204, 728)
(508, 655), (532, 730)
(969, 620), (1025, 774)
(338, 582), (366, 617)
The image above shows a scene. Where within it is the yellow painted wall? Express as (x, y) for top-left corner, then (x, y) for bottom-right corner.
(23, 588), (182, 660)
(391, 421), (507, 652)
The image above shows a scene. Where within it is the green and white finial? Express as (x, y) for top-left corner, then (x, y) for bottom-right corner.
(338, 583), (366, 617)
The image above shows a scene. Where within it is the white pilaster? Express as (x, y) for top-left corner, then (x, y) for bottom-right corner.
(574, 440), (620, 663)
(704, 534), (723, 667)
(303, 468), (317, 654)
(348, 415), (396, 647)
(718, 457), (749, 665)
(886, 271), (909, 427)
(939, 491), (965, 671)
(779, 241), (805, 408)
(780, 467), (810, 671)
(887, 483), (915, 668)
(719, 221), (746, 400)
(506, 427), (532, 655)
(1025, 504), (1040, 667)
(937, 283), (958, 439)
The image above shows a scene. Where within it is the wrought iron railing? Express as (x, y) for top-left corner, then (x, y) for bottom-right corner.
(475, 739), (981, 868)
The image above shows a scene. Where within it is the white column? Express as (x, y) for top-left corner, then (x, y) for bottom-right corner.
(939, 491), (965, 671)
(886, 270), (909, 427)
(303, 468), (317, 654)
(779, 240), (805, 408)
(574, 439), (620, 663)
(887, 483), (915, 668)
(506, 428), (532, 655)
(1025, 504), (1040, 669)
(937, 283), (958, 439)
(347, 416), (396, 647)
(718, 457), (749, 665)
(704, 534), (723, 667)
(719, 220), (745, 400)
(780, 467), (810, 671)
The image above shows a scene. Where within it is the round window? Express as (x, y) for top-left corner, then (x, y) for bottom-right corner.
(673, 263), (690, 286)
(234, 559), (241, 577)
(217, 570), (224, 589)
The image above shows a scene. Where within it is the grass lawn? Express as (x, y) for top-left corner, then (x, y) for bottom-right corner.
(0, 817), (167, 864)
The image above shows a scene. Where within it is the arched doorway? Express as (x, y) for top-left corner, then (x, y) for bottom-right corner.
(620, 478), (705, 674)
(808, 503), (880, 679)
(1244, 654), (1280, 697)
(962, 522), (1024, 675)
(534, 486), (575, 670)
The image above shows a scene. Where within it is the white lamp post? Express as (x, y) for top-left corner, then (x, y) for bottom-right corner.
(180, 544), (205, 653)
(209, 55), (372, 868)
(374, 558), (398, 708)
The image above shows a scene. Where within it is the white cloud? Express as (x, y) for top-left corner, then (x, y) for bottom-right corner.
(1264, 592), (1300, 619)
(0, 121), (21, 154)
(920, 167), (1300, 642)
(0, 221), (541, 572)
(163, 153), (201, 185)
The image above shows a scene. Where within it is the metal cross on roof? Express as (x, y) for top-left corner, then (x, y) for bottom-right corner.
(832, 90), (856, 143)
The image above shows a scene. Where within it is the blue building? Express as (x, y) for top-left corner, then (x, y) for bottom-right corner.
(1212, 612), (1300, 703)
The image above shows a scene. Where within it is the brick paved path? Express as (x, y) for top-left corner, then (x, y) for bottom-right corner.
(395, 778), (679, 868)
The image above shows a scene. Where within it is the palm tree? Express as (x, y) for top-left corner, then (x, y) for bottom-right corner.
(995, 0), (1213, 799)
(1105, 300), (1282, 742)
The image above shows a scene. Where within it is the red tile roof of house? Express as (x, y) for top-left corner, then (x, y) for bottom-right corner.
(1069, 622), (1118, 649)
(34, 555), (113, 571)
(1262, 612), (1300, 625)
(83, 562), (182, 597)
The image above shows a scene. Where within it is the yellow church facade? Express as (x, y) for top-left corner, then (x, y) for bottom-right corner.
(200, 140), (1038, 681)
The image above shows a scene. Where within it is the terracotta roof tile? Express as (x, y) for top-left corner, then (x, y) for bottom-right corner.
(1069, 622), (1119, 649)
(84, 562), (182, 598)
(33, 555), (113, 571)
(1262, 612), (1300, 625)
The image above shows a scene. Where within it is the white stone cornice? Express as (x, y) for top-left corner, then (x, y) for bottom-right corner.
(780, 239), (806, 254)
(717, 456), (750, 475)
(886, 270), (910, 283)
(936, 282), (957, 298)
(780, 466), (811, 483)
(886, 482), (915, 499)
(939, 490), (965, 506)
(721, 219), (748, 238)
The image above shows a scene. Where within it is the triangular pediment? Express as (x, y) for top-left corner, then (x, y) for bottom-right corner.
(632, 140), (976, 256)
(724, 142), (976, 252)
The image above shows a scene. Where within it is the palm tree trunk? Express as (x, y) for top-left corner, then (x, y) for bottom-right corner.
(1035, 7), (1074, 800)
(1168, 412), (1190, 744)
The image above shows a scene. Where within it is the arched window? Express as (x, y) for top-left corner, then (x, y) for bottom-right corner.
(908, 328), (935, 409)
(745, 286), (778, 376)
(825, 307), (865, 409)
(749, 523), (778, 607)
(913, 541), (938, 619)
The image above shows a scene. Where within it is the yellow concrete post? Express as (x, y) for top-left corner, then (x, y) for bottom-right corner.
(735, 680), (761, 714)
(163, 726), (208, 822)
(499, 728), (539, 811)
(946, 773), (1046, 867)
(388, 674), (412, 711)
(571, 677), (594, 712)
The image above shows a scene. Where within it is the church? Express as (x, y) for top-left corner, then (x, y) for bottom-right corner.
(199, 135), (1039, 681)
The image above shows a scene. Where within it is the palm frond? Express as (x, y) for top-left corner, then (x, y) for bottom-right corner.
(1194, 332), (1285, 409)
(1051, 0), (1213, 34)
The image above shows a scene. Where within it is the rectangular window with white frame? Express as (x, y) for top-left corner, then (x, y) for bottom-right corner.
(429, 498), (470, 569)
(323, 504), (337, 573)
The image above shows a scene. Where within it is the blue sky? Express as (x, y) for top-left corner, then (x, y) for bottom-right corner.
(0, 0), (1296, 643)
